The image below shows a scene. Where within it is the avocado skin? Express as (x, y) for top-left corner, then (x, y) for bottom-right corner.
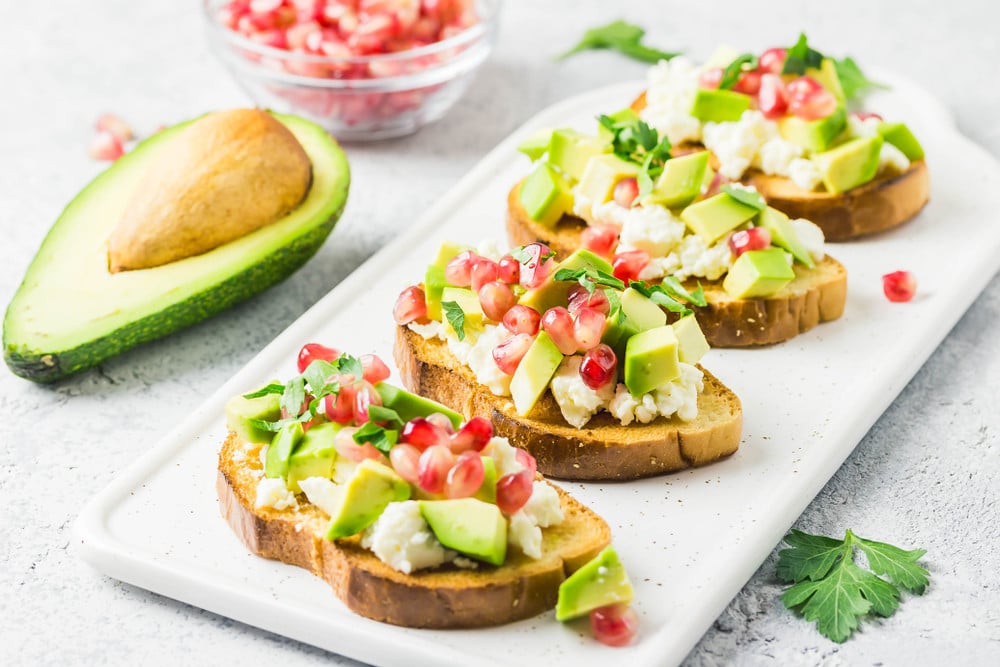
(3, 114), (349, 383)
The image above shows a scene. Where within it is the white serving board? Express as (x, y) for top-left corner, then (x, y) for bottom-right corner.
(76, 73), (1000, 667)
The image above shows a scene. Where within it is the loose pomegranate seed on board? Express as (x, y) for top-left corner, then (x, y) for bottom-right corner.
(613, 177), (640, 208)
(95, 113), (133, 142)
(393, 285), (427, 324)
(728, 227), (771, 257)
(88, 132), (124, 161)
(542, 307), (578, 355)
(581, 224), (620, 258)
(502, 305), (541, 335)
(297, 342), (340, 372)
(444, 451), (485, 498)
(883, 270), (917, 302)
(590, 604), (639, 647)
(579, 344), (617, 390)
(496, 468), (533, 515)
(492, 333), (534, 375)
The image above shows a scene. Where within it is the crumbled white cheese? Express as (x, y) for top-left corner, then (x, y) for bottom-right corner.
(258, 444), (269, 470)
(452, 556), (479, 570)
(608, 363), (704, 425)
(255, 477), (298, 511)
(637, 254), (682, 281)
(550, 356), (615, 428)
(522, 481), (564, 528)
(702, 110), (778, 180)
(674, 234), (732, 281)
(508, 510), (543, 559)
(791, 219), (827, 262)
(408, 320), (445, 340)
(487, 436), (524, 478)
(297, 477), (343, 517)
(446, 324), (511, 396)
(847, 114), (882, 139)
(756, 137), (804, 176)
(571, 185), (597, 221)
(788, 157), (823, 191)
(879, 142), (911, 174)
(361, 500), (450, 574)
(640, 56), (703, 145)
(595, 201), (686, 257)
(476, 239), (505, 262)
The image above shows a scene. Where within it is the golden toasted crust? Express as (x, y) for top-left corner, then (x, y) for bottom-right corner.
(506, 183), (848, 347)
(630, 91), (930, 240)
(217, 432), (611, 628)
(395, 326), (743, 481)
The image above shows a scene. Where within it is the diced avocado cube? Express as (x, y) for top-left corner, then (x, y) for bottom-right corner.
(620, 287), (667, 332)
(431, 241), (473, 269)
(374, 383), (463, 430)
(556, 546), (634, 622)
(624, 325), (680, 397)
(441, 286), (484, 336)
(510, 332), (563, 416)
(878, 122), (924, 161)
(286, 421), (339, 493)
(424, 264), (448, 321)
(473, 456), (498, 504)
(672, 314), (710, 365)
(596, 108), (640, 142)
(517, 129), (553, 161)
(681, 192), (760, 244)
(813, 135), (883, 194)
(548, 129), (609, 182)
(644, 151), (710, 209)
(778, 106), (847, 153)
(690, 89), (751, 123)
(225, 387), (281, 444)
(419, 498), (507, 566)
(806, 58), (845, 104)
(326, 459), (411, 540)
(265, 421), (304, 480)
(576, 154), (641, 207)
(758, 206), (814, 268)
(722, 248), (795, 298)
(701, 164), (717, 195)
(519, 162), (574, 228)
(519, 249), (614, 314)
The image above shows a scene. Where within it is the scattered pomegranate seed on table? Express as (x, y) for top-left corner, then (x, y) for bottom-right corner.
(883, 270), (917, 302)
(88, 131), (124, 161)
(590, 604), (639, 647)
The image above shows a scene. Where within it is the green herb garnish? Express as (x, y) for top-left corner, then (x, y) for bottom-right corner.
(557, 20), (680, 64)
(777, 529), (929, 643)
(657, 276), (707, 307)
(279, 377), (305, 421)
(442, 300), (467, 341)
(627, 281), (690, 314)
(781, 32), (825, 75)
(366, 405), (404, 429)
(352, 421), (399, 455)
(604, 288), (626, 325)
(718, 53), (758, 90)
(834, 57), (888, 102)
(721, 183), (767, 211)
(241, 383), (285, 399)
(554, 267), (625, 295)
(597, 113), (672, 196)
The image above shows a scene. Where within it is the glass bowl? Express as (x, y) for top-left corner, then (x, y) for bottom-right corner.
(203, 0), (501, 141)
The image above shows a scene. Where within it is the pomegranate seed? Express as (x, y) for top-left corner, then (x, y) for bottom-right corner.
(426, 412), (456, 434)
(787, 76), (838, 120)
(515, 448), (537, 476)
(88, 132), (124, 161)
(853, 111), (883, 122)
(591, 604), (639, 647)
(418, 444), (455, 494)
(496, 468), (534, 515)
(389, 443), (421, 484)
(882, 270), (917, 303)
(449, 416), (494, 453)
(95, 113), (133, 142)
(613, 178), (640, 208)
(703, 171), (727, 198)
(333, 427), (386, 463)
(732, 69), (762, 95)
(445, 250), (479, 287)
(324, 379), (357, 424)
(352, 380), (382, 424)
(492, 333), (534, 375)
(612, 250), (650, 282)
(470, 258), (500, 292)
(728, 227), (772, 257)
(297, 342), (339, 373)
(497, 254), (521, 284)
(444, 451), (485, 498)
(360, 354), (391, 384)
(518, 243), (557, 289)
(567, 285), (610, 316)
(581, 224), (620, 258)
(400, 417), (448, 450)
(479, 281), (517, 322)
(579, 344), (618, 390)
(759, 47), (787, 74)
(393, 285), (427, 324)
(249, 0), (282, 14)
(573, 307), (607, 351)
(541, 307), (578, 355)
(502, 305), (541, 335)
(758, 73), (789, 119)
(699, 67), (723, 89)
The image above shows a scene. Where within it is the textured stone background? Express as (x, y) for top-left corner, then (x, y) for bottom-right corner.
(1, 1), (998, 665)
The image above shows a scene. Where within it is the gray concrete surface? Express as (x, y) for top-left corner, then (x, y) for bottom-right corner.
(1, 0), (998, 664)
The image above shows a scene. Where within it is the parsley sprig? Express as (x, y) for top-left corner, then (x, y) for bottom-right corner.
(553, 267), (625, 295)
(720, 183), (766, 211)
(557, 20), (681, 64)
(441, 300), (467, 341)
(718, 53), (758, 90)
(596, 114), (672, 196)
(781, 33), (887, 101)
(628, 279), (706, 315)
(777, 529), (929, 643)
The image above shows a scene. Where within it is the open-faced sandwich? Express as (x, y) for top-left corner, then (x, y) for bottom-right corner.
(392, 241), (743, 480)
(631, 33), (929, 240)
(218, 343), (635, 635)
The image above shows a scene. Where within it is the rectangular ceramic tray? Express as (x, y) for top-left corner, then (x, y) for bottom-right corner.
(76, 73), (1000, 667)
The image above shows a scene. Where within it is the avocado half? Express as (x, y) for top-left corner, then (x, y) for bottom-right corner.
(3, 113), (350, 383)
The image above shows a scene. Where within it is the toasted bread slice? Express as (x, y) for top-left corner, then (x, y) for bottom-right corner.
(629, 91), (930, 241)
(217, 431), (611, 628)
(395, 326), (743, 481)
(506, 183), (848, 347)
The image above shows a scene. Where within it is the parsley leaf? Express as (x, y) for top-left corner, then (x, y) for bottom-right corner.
(834, 56), (888, 102)
(554, 267), (625, 295)
(333, 354), (364, 383)
(242, 383), (285, 399)
(658, 276), (708, 307)
(352, 421), (398, 455)
(782, 32), (825, 75)
(718, 53), (758, 90)
(279, 377), (305, 421)
(627, 280), (689, 314)
(302, 360), (338, 396)
(366, 405), (405, 430)
(604, 288), (626, 325)
(777, 529), (929, 643)
(442, 300), (466, 341)
(721, 183), (767, 211)
(597, 113), (672, 193)
(557, 20), (680, 63)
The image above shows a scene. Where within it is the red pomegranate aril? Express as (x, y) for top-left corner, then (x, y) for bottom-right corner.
(492, 333), (534, 375)
(418, 444), (455, 494)
(497, 254), (520, 284)
(728, 227), (772, 257)
(612, 250), (650, 282)
(496, 468), (533, 515)
(573, 307), (607, 351)
(249, 0), (282, 14)
(567, 285), (610, 316)
(400, 417), (448, 450)
(333, 427), (387, 463)
(448, 416), (493, 453)
(613, 177), (640, 208)
(95, 113), (133, 142)
(478, 281), (515, 322)
(590, 604), (639, 647)
(393, 285), (427, 324)
(445, 250), (478, 287)
(732, 69), (762, 95)
(581, 224), (620, 258)
(515, 447), (537, 476)
(518, 243), (556, 289)
(853, 111), (883, 122)
(502, 304), (541, 335)
(426, 411), (456, 434)
(758, 47), (787, 74)
(542, 307), (578, 355)
(579, 344), (617, 390)
(444, 451), (485, 498)
(787, 76), (838, 120)
(324, 383), (357, 424)
(882, 270), (917, 303)
(698, 67), (723, 89)
(360, 353), (391, 384)
(389, 443), (421, 484)
(88, 132), (124, 161)
(297, 342), (340, 372)
(353, 380), (382, 424)
(758, 73), (789, 119)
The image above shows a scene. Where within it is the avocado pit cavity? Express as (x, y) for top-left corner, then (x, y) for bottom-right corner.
(107, 108), (312, 272)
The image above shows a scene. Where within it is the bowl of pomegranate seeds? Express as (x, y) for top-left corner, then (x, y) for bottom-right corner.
(205, 0), (500, 140)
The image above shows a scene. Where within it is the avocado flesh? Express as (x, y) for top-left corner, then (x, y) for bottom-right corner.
(3, 113), (350, 383)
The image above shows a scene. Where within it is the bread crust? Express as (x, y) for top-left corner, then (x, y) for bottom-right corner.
(395, 326), (743, 481)
(217, 432), (611, 628)
(506, 183), (848, 347)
